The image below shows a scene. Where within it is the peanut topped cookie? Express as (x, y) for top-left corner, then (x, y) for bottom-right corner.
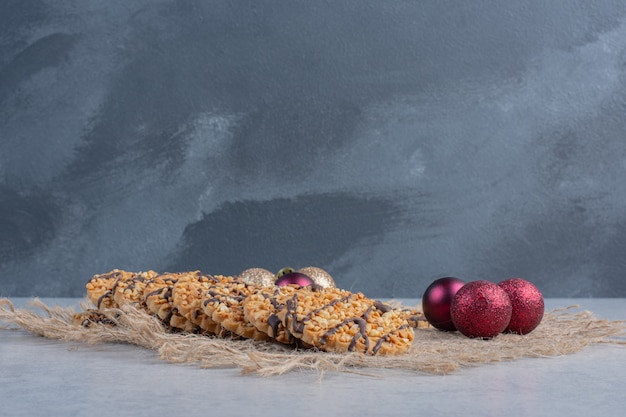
(86, 269), (138, 310)
(399, 307), (430, 329)
(72, 309), (118, 327)
(276, 287), (369, 340)
(202, 278), (270, 341)
(318, 303), (414, 355)
(277, 288), (414, 355)
(143, 272), (199, 332)
(242, 284), (305, 345)
(112, 270), (159, 308)
(170, 273), (228, 335)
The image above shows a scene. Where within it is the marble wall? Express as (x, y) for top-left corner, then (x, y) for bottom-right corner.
(2, 0), (626, 297)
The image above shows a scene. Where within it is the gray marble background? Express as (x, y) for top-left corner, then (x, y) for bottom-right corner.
(2, 0), (626, 298)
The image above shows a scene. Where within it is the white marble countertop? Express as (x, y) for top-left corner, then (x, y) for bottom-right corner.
(1, 298), (624, 417)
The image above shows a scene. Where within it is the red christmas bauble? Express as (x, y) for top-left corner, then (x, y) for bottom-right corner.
(274, 272), (314, 287)
(498, 278), (544, 335)
(422, 277), (466, 331)
(451, 280), (512, 339)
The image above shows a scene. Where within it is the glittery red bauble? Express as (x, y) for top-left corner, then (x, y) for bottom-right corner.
(450, 280), (512, 339)
(274, 272), (314, 287)
(422, 277), (466, 331)
(498, 278), (544, 335)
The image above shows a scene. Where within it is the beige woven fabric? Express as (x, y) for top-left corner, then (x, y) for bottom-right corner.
(1, 298), (624, 377)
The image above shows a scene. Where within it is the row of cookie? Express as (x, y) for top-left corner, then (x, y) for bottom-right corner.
(77, 269), (425, 355)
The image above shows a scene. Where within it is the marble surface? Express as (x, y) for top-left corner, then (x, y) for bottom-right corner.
(1, 298), (624, 417)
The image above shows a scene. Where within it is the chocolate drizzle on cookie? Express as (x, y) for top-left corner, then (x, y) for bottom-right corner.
(145, 285), (173, 301)
(126, 276), (147, 291)
(372, 324), (410, 355)
(163, 307), (174, 326)
(320, 317), (369, 352)
(373, 300), (392, 313)
(285, 292), (357, 336)
(96, 291), (113, 309)
(267, 314), (282, 338)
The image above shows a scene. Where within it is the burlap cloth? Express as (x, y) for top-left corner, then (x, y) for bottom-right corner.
(1, 297), (624, 377)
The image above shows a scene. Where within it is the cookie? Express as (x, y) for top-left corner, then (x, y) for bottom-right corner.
(276, 287), (366, 340)
(72, 309), (118, 327)
(242, 284), (304, 344)
(112, 270), (159, 308)
(202, 278), (271, 341)
(319, 304), (414, 355)
(143, 272), (199, 332)
(400, 307), (430, 329)
(277, 288), (414, 355)
(170, 273), (227, 335)
(86, 269), (137, 310)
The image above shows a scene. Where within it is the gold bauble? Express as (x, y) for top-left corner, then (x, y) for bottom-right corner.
(239, 268), (275, 287)
(297, 266), (336, 288)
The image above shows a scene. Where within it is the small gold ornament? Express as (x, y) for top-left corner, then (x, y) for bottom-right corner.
(239, 268), (275, 287)
(297, 266), (336, 288)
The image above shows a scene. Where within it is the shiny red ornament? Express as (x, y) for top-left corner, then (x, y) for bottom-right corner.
(422, 277), (466, 331)
(498, 278), (544, 335)
(274, 272), (314, 287)
(450, 280), (512, 339)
